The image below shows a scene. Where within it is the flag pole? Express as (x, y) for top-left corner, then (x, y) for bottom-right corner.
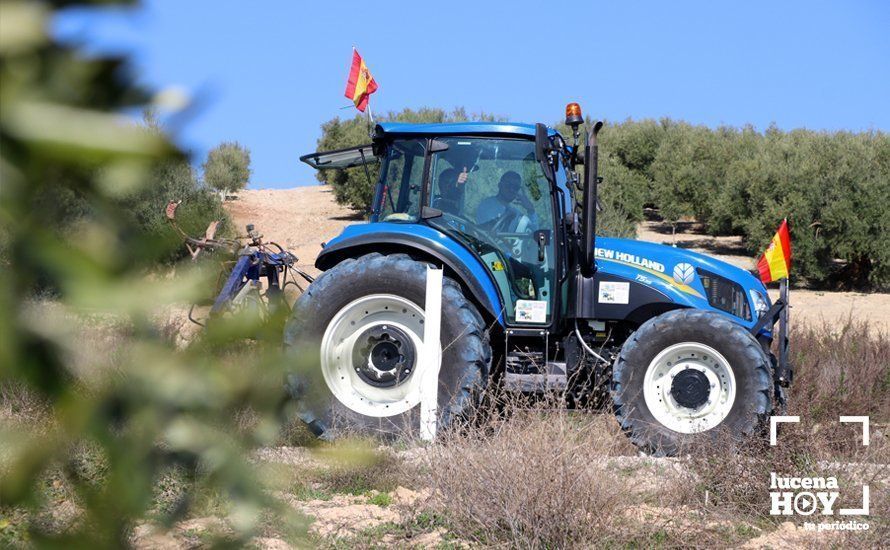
(778, 276), (789, 383)
(366, 97), (374, 138)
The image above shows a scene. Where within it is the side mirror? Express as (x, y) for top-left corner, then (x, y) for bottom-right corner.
(534, 123), (548, 162)
(534, 123), (555, 181)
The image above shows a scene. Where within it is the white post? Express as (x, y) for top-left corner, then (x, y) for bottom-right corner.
(420, 266), (443, 441)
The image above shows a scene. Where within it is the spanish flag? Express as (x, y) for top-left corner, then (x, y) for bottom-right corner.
(757, 219), (791, 283)
(344, 49), (378, 112)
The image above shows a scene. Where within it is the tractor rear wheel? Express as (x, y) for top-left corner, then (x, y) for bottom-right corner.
(611, 309), (772, 455)
(283, 253), (491, 439)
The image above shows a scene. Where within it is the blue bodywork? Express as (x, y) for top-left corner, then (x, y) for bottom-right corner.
(317, 222), (505, 322)
(211, 248), (295, 315)
(593, 237), (769, 331)
(318, 224), (771, 332)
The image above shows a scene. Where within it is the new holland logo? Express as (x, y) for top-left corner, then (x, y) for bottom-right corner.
(673, 263), (695, 285)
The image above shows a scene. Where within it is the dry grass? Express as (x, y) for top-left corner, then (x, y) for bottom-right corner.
(403, 319), (890, 548)
(790, 318), (890, 428)
(676, 426), (890, 547)
(409, 392), (669, 548)
(3, 313), (889, 548)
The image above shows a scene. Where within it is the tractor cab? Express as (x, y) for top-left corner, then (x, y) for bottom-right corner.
(374, 127), (565, 325)
(303, 122), (570, 327)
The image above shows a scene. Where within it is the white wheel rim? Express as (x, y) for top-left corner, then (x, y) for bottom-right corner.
(643, 342), (736, 434)
(320, 294), (436, 418)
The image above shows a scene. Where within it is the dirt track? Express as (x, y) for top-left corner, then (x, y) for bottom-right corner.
(227, 186), (890, 333)
(226, 186), (363, 274)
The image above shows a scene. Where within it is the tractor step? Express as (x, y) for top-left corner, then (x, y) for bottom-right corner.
(504, 361), (569, 392)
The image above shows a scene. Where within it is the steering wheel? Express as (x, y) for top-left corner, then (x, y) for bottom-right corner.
(489, 209), (539, 259)
(439, 212), (504, 249)
(490, 207), (521, 234)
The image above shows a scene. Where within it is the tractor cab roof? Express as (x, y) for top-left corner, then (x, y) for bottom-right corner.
(374, 121), (559, 139)
(301, 122), (559, 170)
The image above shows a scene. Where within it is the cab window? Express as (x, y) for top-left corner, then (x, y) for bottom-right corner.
(376, 139), (425, 222)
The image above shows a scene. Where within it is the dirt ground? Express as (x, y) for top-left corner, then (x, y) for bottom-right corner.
(228, 187), (890, 333)
(226, 186), (362, 275)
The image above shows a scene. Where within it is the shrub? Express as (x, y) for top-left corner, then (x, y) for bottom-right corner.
(123, 157), (230, 264)
(415, 392), (642, 548)
(737, 128), (890, 289)
(13, 124), (229, 272)
(604, 120), (890, 290)
(597, 152), (649, 237)
(789, 319), (890, 426)
(203, 141), (251, 196)
(1, 1), (303, 545)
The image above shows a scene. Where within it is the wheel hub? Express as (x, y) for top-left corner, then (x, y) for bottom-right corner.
(351, 325), (416, 388)
(670, 368), (711, 409)
(320, 294), (433, 418)
(642, 342), (737, 434)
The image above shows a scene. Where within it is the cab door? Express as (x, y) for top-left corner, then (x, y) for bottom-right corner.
(424, 137), (557, 326)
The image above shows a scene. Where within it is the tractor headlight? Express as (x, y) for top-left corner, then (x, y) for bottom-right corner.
(749, 290), (769, 319)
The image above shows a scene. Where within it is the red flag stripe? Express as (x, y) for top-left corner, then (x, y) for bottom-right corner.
(777, 218), (791, 267)
(344, 50), (361, 101)
(757, 255), (771, 282)
(757, 219), (792, 283)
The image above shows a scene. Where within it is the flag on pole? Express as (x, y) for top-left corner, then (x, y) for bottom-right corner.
(757, 219), (792, 283)
(344, 48), (378, 112)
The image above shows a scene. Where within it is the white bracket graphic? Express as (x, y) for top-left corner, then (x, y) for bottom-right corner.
(770, 415), (799, 446)
(771, 415), (871, 517)
(419, 266), (443, 441)
(838, 417), (870, 515)
(839, 416), (870, 446)
(840, 485), (870, 516)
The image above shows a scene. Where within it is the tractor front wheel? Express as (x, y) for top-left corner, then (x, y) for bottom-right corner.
(611, 309), (773, 455)
(283, 253), (491, 439)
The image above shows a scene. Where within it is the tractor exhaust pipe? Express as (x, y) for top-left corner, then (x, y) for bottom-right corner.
(581, 121), (604, 277)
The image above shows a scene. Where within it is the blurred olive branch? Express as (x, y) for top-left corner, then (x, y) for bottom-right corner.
(0, 0), (307, 545)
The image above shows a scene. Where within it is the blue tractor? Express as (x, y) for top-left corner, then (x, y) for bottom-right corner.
(289, 104), (790, 455)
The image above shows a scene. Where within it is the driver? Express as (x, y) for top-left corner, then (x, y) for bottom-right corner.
(434, 168), (463, 215)
(475, 171), (538, 230)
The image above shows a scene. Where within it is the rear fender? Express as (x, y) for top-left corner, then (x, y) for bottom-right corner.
(315, 223), (504, 325)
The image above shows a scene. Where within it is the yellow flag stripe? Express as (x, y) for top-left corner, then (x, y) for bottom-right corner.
(352, 61), (370, 104)
(765, 235), (789, 280)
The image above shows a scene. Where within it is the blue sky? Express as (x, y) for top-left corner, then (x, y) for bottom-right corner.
(55, 1), (889, 188)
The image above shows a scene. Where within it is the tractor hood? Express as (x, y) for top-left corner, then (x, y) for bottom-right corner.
(317, 223), (770, 332)
(594, 236), (770, 329)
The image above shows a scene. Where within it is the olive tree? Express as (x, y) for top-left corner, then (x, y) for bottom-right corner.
(203, 141), (252, 196)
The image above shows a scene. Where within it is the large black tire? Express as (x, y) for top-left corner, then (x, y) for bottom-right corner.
(611, 309), (773, 456)
(283, 253), (491, 438)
